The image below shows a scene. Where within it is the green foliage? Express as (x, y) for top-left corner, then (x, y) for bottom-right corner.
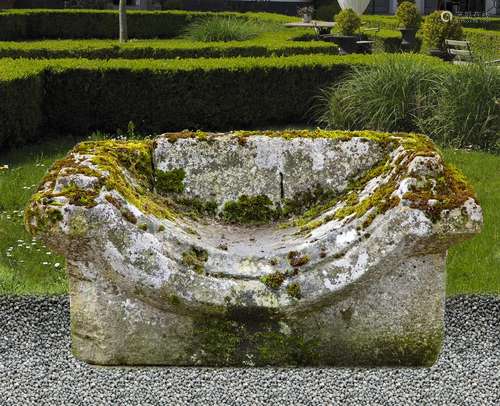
(319, 56), (498, 151)
(260, 271), (286, 289)
(422, 10), (464, 51)
(0, 34), (339, 60)
(318, 55), (443, 133)
(286, 283), (302, 299)
(0, 54), (440, 148)
(395, 2), (421, 29)
(443, 149), (500, 296)
(65, 0), (109, 8)
(183, 16), (268, 42)
(156, 168), (186, 194)
(222, 195), (279, 224)
(182, 247), (208, 275)
(0, 27), (337, 59)
(313, 0), (341, 22)
(417, 63), (500, 151)
(335, 8), (361, 36)
(0, 9), (292, 40)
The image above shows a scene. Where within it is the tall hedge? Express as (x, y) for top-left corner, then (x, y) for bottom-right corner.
(0, 9), (291, 40)
(0, 61), (44, 146)
(0, 54), (443, 148)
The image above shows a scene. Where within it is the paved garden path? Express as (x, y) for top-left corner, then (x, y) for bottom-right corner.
(0, 295), (498, 405)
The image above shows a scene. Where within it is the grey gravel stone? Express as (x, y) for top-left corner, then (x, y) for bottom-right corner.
(0, 295), (498, 405)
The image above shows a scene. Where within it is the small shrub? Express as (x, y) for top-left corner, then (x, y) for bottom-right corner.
(64, 0), (110, 8)
(313, 1), (340, 22)
(422, 10), (463, 50)
(335, 9), (361, 36)
(183, 16), (266, 42)
(417, 63), (500, 151)
(318, 55), (441, 132)
(396, 1), (421, 29)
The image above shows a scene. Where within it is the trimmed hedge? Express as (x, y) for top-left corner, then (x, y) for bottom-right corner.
(0, 34), (339, 59)
(0, 54), (443, 148)
(361, 15), (500, 31)
(0, 9), (292, 40)
(361, 15), (500, 58)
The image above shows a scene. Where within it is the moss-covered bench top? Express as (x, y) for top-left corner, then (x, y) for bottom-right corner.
(25, 129), (482, 311)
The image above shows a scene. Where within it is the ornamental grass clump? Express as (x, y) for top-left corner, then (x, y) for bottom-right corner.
(422, 10), (463, 51)
(183, 16), (267, 42)
(417, 63), (500, 151)
(318, 55), (440, 132)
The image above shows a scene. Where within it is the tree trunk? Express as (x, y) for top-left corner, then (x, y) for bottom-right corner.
(119, 0), (128, 43)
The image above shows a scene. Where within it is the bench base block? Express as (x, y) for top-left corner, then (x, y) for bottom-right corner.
(69, 252), (446, 367)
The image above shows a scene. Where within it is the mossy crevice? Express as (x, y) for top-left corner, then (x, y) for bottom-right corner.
(286, 282), (302, 299)
(155, 168), (185, 195)
(260, 271), (286, 289)
(222, 194), (280, 224)
(182, 246), (209, 275)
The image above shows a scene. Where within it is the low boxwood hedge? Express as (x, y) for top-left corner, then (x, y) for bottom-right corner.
(0, 54), (443, 148)
(0, 33), (339, 59)
(0, 9), (292, 40)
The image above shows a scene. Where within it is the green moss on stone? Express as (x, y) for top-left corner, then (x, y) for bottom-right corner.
(260, 271), (286, 289)
(287, 251), (309, 268)
(222, 195), (280, 224)
(192, 314), (320, 367)
(286, 283), (302, 299)
(156, 168), (186, 195)
(182, 247), (208, 275)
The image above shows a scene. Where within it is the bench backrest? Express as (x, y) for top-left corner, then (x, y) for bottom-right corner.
(445, 39), (473, 63)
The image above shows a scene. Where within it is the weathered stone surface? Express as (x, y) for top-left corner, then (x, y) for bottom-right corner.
(25, 130), (482, 366)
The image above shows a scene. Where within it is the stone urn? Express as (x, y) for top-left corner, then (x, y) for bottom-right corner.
(330, 35), (358, 55)
(26, 130), (482, 367)
(399, 28), (418, 51)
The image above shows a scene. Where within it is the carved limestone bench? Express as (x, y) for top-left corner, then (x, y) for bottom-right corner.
(25, 130), (482, 367)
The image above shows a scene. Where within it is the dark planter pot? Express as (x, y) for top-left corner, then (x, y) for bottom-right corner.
(330, 35), (358, 55)
(398, 28), (418, 51)
(428, 48), (453, 61)
(0, 0), (15, 9)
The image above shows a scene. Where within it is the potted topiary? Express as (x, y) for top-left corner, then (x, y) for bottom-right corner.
(422, 10), (464, 60)
(298, 6), (315, 23)
(396, 1), (421, 51)
(0, 0), (15, 9)
(331, 8), (362, 55)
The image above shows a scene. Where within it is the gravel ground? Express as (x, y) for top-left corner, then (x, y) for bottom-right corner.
(0, 295), (498, 406)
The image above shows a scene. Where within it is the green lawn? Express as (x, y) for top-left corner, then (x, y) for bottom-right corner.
(0, 139), (498, 296)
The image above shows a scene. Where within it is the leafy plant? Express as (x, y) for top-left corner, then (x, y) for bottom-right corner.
(396, 1), (421, 29)
(334, 8), (361, 36)
(318, 55), (441, 132)
(417, 63), (500, 151)
(64, 0), (110, 9)
(422, 10), (463, 50)
(183, 16), (267, 42)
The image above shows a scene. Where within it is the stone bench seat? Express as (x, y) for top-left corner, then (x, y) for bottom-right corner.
(25, 130), (482, 367)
